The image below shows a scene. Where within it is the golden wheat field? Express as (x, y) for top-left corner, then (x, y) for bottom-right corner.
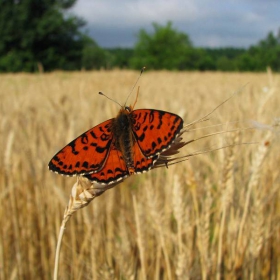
(0, 70), (279, 280)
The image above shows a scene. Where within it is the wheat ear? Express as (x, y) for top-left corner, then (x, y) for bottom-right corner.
(198, 179), (212, 280)
(236, 130), (272, 265)
(172, 175), (183, 278)
(216, 131), (238, 280)
(53, 177), (116, 280)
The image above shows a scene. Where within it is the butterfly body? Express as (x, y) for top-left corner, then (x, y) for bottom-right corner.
(49, 106), (183, 185)
(111, 106), (136, 174)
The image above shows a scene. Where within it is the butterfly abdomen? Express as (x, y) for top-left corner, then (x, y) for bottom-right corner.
(112, 109), (135, 174)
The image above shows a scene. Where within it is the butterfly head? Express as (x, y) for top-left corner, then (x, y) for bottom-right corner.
(118, 105), (133, 116)
(124, 106), (132, 112)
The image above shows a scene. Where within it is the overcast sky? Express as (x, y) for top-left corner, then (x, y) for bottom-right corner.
(70, 0), (280, 49)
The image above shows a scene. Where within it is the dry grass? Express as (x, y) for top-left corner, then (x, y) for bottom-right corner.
(0, 70), (279, 279)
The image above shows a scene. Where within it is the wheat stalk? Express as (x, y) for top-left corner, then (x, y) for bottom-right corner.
(172, 174), (185, 254)
(186, 163), (200, 279)
(5, 131), (24, 279)
(249, 183), (264, 279)
(105, 190), (115, 267)
(235, 130), (272, 268)
(176, 250), (188, 280)
(115, 215), (135, 280)
(53, 177), (117, 280)
(133, 195), (146, 280)
(216, 131), (238, 280)
(145, 180), (172, 280)
(197, 179), (212, 280)
(172, 174), (189, 280)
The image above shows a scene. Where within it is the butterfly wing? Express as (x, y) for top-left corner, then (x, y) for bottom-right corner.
(131, 109), (183, 157)
(48, 119), (114, 176)
(132, 141), (158, 173)
(84, 143), (129, 184)
(84, 141), (158, 185)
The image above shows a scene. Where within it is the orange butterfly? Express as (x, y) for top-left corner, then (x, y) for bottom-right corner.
(49, 106), (183, 185)
(49, 72), (183, 185)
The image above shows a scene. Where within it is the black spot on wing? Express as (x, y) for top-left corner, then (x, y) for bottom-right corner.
(90, 163), (99, 169)
(81, 134), (88, 144)
(52, 155), (59, 162)
(68, 141), (79, 155)
(90, 131), (97, 139)
(138, 133), (145, 142)
(149, 111), (154, 123)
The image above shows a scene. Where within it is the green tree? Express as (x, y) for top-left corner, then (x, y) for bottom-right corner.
(257, 31), (280, 71)
(259, 31), (278, 49)
(0, 0), (88, 72)
(216, 56), (236, 71)
(106, 48), (134, 69)
(236, 31), (280, 72)
(130, 22), (193, 70)
(81, 36), (109, 70)
(196, 52), (216, 71)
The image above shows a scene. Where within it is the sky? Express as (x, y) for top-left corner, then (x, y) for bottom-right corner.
(70, 0), (280, 49)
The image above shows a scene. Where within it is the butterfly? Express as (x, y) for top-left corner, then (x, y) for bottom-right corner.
(48, 74), (184, 185)
(48, 105), (183, 185)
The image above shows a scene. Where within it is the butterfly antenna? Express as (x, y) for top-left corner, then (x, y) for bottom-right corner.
(124, 66), (146, 106)
(132, 86), (140, 110)
(99, 92), (122, 108)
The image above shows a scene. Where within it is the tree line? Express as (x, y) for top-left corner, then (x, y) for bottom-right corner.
(0, 0), (279, 72)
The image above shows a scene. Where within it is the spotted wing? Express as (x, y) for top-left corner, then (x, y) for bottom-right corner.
(133, 141), (158, 173)
(83, 143), (129, 184)
(48, 119), (114, 175)
(84, 140), (158, 185)
(131, 109), (183, 157)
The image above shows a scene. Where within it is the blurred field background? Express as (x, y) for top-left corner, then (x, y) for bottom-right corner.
(0, 70), (279, 279)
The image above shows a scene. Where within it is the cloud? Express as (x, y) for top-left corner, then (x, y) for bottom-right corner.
(72, 0), (200, 27)
(70, 0), (280, 48)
